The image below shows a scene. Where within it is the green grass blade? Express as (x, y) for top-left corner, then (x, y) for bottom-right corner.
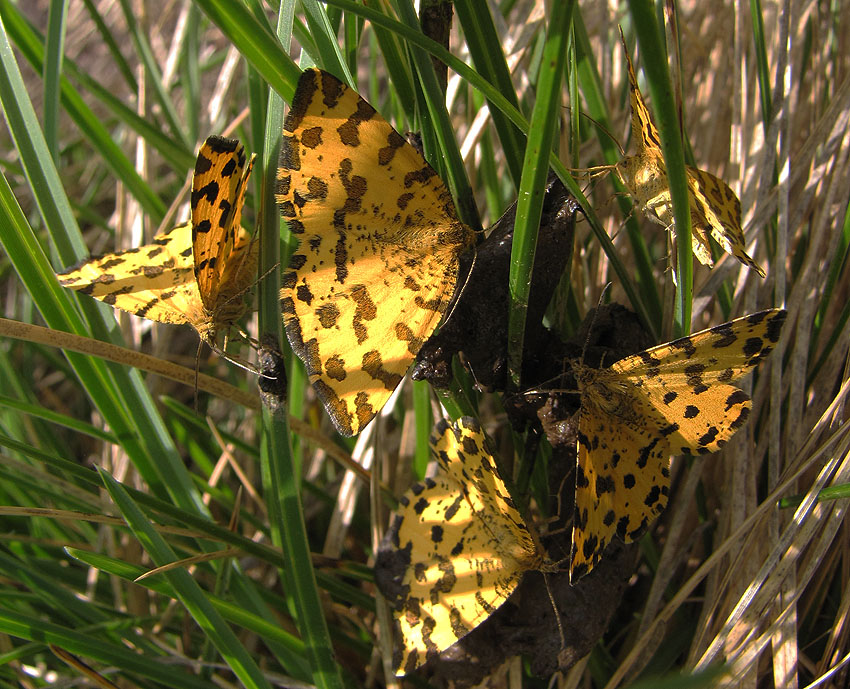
(8, 4), (192, 170)
(361, 0), (416, 123)
(42, 0), (68, 159)
(79, 0), (137, 91)
(0, 394), (117, 444)
(394, 0), (481, 230)
(299, 0), (351, 80)
(115, 0), (187, 146)
(99, 469), (273, 689)
(66, 548), (314, 678)
(0, 0), (168, 219)
(0, 610), (215, 689)
(253, 6), (344, 688)
(506, 0), (572, 388)
(627, 4), (693, 333)
(454, 0), (524, 187)
(193, 0), (301, 102)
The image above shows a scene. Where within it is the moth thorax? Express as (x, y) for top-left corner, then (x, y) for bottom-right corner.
(440, 223), (475, 249)
(582, 375), (634, 418)
(401, 221), (473, 251)
(617, 155), (666, 203)
(518, 548), (547, 571)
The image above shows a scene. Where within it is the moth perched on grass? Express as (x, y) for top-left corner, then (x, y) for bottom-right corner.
(57, 135), (257, 353)
(580, 30), (765, 276)
(277, 69), (475, 437)
(569, 308), (785, 580)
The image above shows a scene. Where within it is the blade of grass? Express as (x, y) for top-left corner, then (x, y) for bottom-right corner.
(298, 0), (351, 81)
(454, 0), (524, 188)
(506, 0), (572, 389)
(361, 0), (417, 124)
(6, 4), (193, 170)
(0, 609), (214, 689)
(412, 380), (433, 477)
(99, 468), (273, 689)
(181, 5), (201, 145)
(115, 0), (188, 146)
(193, 0), (301, 102)
(42, 0), (68, 159)
(67, 548), (315, 680)
(0, 0), (168, 219)
(252, 5), (344, 688)
(79, 0), (136, 91)
(393, 0), (481, 230)
(0, 394), (117, 444)
(627, 4), (693, 334)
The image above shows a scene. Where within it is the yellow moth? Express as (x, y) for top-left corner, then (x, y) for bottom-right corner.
(57, 135), (257, 350)
(277, 69), (474, 436)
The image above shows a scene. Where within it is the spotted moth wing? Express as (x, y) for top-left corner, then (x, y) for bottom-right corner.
(570, 400), (671, 581)
(376, 417), (546, 675)
(569, 308), (786, 580)
(56, 222), (201, 325)
(191, 135), (258, 339)
(277, 69), (475, 436)
(686, 167), (765, 277)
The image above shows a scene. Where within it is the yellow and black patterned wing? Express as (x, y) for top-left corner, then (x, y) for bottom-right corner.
(622, 33), (661, 158)
(687, 167), (765, 276)
(571, 397), (671, 581)
(570, 308), (786, 580)
(436, 418), (542, 567)
(58, 137), (257, 342)
(191, 135), (257, 316)
(375, 417), (546, 675)
(611, 308), (785, 451)
(57, 222), (202, 325)
(277, 69), (475, 436)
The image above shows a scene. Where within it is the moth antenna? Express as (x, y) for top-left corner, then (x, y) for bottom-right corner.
(562, 105), (626, 157)
(542, 572), (566, 654)
(579, 282), (613, 365)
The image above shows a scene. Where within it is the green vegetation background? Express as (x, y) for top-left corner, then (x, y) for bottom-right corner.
(0, 1), (847, 688)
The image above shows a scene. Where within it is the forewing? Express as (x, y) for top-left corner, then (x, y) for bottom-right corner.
(610, 309), (785, 453)
(56, 222), (203, 325)
(621, 33), (662, 157)
(192, 135), (257, 310)
(433, 418), (541, 567)
(571, 401), (671, 582)
(277, 69), (474, 436)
